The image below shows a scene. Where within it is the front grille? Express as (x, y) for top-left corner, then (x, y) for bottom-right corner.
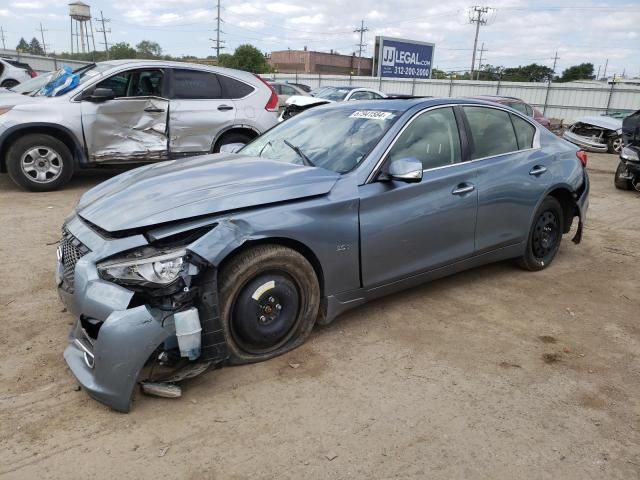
(60, 229), (90, 293)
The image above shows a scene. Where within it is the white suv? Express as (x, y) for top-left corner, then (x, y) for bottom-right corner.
(0, 60), (279, 190)
(0, 58), (33, 88)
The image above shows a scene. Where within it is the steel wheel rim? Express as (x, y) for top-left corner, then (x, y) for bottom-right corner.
(20, 146), (63, 184)
(532, 210), (559, 259)
(230, 270), (301, 354)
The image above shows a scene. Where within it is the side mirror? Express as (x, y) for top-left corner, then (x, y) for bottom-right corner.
(386, 157), (423, 183)
(85, 87), (115, 102)
(219, 142), (245, 154)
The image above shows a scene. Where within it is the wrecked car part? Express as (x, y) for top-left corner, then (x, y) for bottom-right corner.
(141, 382), (182, 398)
(174, 308), (202, 360)
(562, 116), (623, 154)
(97, 247), (193, 286)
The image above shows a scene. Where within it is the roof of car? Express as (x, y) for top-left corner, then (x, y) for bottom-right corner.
(467, 95), (524, 103)
(317, 97), (515, 112)
(93, 59), (257, 80)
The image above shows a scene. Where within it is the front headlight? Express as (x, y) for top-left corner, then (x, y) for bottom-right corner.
(98, 248), (190, 286)
(621, 146), (639, 162)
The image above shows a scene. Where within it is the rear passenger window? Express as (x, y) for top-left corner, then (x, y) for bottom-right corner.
(510, 114), (536, 149)
(218, 75), (254, 99)
(387, 107), (462, 170)
(172, 69), (222, 99)
(463, 106), (518, 159)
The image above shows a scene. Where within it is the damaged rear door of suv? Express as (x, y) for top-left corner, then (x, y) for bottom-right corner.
(81, 67), (169, 163)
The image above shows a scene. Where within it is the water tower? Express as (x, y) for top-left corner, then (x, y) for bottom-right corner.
(69, 1), (96, 54)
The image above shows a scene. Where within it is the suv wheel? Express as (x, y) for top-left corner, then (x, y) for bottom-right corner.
(6, 134), (74, 191)
(1, 79), (19, 88)
(213, 132), (253, 153)
(218, 245), (320, 365)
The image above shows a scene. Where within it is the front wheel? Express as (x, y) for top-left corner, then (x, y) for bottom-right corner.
(6, 133), (74, 191)
(517, 196), (564, 271)
(608, 135), (623, 154)
(213, 132), (253, 153)
(1, 79), (19, 88)
(218, 245), (320, 365)
(614, 161), (633, 190)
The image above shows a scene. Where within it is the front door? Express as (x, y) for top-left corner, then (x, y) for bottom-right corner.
(359, 107), (478, 287)
(81, 68), (169, 163)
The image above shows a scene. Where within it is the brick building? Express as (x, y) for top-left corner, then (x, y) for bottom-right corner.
(267, 49), (373, 76)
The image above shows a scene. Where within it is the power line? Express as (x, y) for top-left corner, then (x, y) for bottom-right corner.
(354, 19), (368, 76)
(469, 6), (490, 75)
(95, 10), (111, 58)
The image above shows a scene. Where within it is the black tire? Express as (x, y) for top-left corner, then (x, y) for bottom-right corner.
(213, 132), (253, 153)
(6, 133), (74, 191)
(607, 135), (623, 154)
(614, 161), (633, 191)
(218, 244), (320, 365)
(517, 196), (564, 271)
(1, 79), (19, 88)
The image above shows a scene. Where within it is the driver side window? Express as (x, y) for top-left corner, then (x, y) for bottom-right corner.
(95, 69), (164, 98)
(387, 107), (462, 170)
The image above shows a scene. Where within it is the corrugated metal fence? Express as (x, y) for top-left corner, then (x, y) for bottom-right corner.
(272, 73), (640, 123)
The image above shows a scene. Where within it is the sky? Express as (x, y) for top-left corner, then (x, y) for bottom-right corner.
(1, 0), (639, 77)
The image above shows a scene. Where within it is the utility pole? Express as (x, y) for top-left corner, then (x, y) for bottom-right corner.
(95, 10), (111, 58)
(476, 42), (485, 80)
(542, 51), (559, 116)
(212, 0), (225, 61)
(469, 6), (489, 76)
(603, 58), (608, 80)
(354, 19), (369, 76)
(38, 23), (47, 55)
(0, 26), (6, 50)
(551, 51), (559, 78)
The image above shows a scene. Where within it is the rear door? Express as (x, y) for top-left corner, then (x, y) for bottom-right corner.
(167, 68), (237, 155)
(81, 68), (169, 163)
(359, 106), (478, 287)
(462, 105), (553, 253)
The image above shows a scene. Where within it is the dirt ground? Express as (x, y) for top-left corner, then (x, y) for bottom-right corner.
(0, 153), (638, 479)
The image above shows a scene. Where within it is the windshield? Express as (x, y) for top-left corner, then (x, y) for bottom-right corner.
(241, 106), (401, 173)
(316, 87), (352, 101)
(33, 63), (114, 97)
(8, 73), (53, 94)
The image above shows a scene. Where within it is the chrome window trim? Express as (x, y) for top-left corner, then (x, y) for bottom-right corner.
(365, 102), (541, 184)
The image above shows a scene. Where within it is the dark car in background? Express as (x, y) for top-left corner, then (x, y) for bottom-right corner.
(468, 95), (551, 129)
(57, 97), (589, 411)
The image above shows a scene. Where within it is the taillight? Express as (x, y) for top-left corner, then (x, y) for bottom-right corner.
(29, 70), (38, 78)
(576, 150), (588, 167)
(254, 74), (279, 112)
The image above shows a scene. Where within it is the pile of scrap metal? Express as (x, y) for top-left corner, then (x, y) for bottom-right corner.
(563, 115), (623, 154)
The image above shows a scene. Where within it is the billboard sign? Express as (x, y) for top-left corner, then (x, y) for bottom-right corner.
(374, 36), (435, 79)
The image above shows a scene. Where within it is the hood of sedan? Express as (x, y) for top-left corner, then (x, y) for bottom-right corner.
(76, 154), (340, 232)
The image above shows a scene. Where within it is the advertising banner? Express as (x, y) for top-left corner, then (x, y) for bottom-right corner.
(375, 36), (435, 79)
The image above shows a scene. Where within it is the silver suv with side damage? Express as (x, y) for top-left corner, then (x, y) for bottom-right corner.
(0, 60), (279, 191)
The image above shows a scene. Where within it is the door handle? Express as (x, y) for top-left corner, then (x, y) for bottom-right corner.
(218, 105), (234, 111)
(452, 183), (475, 195)
(144, 107), (165, 113)
(529, 165), (548, 176)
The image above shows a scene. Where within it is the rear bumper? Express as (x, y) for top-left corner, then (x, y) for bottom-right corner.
(572, 170), (589, 244)
(562, 131), (608, 153)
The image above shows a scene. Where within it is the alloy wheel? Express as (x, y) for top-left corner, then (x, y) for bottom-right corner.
(20, 146), (63, 184)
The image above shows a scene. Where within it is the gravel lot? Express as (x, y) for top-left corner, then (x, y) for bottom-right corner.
(1, 153), (639, 479)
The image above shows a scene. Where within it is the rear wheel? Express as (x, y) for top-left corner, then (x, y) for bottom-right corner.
(6, 133), (74, 191)
(614, 161), (633, 190)
(1, 79), (19, 88)
(517, 196), (564, 271)
(608, 135), (623, 154)
(219, 245), (320, 364)
(213, 132), (253, 153)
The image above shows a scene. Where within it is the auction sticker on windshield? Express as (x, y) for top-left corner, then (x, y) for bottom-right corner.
(349, 111), (395, 120)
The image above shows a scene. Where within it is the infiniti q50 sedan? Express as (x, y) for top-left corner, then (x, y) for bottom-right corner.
(58, 97), (589, 411)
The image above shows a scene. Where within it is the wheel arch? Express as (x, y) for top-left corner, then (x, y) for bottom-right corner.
(216, 236), (325, 297)
(0, 123), (85, 173)
(210, 125), (261, 152)
(546, 186), (578, 233)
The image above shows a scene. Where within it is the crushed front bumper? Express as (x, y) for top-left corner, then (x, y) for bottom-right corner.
(562, 131), (608, 153)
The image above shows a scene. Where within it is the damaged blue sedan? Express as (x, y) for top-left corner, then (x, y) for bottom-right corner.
(58, 98), (589, 411)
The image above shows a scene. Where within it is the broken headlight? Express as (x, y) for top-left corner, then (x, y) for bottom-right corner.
(97, 248), (193, 286)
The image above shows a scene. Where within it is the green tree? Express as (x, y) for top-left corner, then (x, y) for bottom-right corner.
(476, 64), (504, 81)
(16, 37), (29, 52)
(431, 68), (447, 79)
(221, 44), (271, 73)
(558, 63), (594, 82)
(501, 63), (554, 82)
(109, 42), (137, 59)
(135, 40), (162, 59)
(29, 37), (45, 55)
